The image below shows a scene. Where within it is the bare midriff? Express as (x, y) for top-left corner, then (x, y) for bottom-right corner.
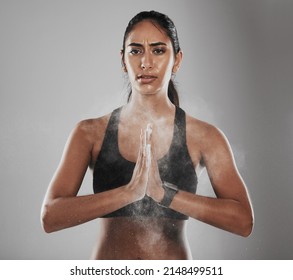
(91, 217), (191, 260)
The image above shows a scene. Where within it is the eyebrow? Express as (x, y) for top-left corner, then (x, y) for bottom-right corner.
(127, 42), (167, 47)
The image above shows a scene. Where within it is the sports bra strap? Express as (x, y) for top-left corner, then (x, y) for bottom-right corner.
(174, 106), (187, 147)
(99, 107), (122, 154)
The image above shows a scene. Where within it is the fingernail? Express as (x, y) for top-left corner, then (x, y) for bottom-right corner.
(147, 123), (152, 133)
(146, 123), (152, 141)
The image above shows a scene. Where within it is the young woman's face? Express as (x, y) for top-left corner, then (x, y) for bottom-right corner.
(123, 20), (182, 97)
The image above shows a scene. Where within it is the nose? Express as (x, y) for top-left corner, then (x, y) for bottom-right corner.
(141, 52), (153, 70)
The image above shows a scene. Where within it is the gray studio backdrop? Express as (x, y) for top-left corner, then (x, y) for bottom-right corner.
(1, 0), (292, 259)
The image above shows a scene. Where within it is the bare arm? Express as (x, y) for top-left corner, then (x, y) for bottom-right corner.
(41, 121), (149, 233)
(148, 124), (254, 237)
(172, 126), (253, 236)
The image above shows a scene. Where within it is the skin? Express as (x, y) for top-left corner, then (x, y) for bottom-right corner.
(41, 20), (254, 259)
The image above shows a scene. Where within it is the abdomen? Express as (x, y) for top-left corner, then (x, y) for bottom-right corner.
(91, 217), (192, 260)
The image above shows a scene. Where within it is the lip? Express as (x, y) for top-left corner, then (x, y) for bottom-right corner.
(137, 74), (157, 84)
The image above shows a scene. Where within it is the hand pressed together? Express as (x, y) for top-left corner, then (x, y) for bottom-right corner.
(126, 124), (164, 203)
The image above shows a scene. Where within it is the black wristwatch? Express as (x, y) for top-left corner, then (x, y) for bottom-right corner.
(158, 181), (179, 208)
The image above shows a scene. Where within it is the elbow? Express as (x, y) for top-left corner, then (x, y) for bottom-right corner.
(239, 213), (254, 237)
(41, 203), (58, 233)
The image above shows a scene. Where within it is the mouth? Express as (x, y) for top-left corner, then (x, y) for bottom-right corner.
(137, 74), (157, 84)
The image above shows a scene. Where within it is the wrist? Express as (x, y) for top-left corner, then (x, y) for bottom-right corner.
(158, 181), (179, 208)
(152, 182), (165, 203)
(123, 183), (144, 203)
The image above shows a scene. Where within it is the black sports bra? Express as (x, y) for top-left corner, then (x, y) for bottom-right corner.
(93, 106), (197, 219)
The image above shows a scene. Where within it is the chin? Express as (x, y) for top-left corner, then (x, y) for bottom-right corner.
(139, 86), (165, 95)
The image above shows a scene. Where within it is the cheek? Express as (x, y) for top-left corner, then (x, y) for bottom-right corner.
(160, 52), (175, 69)
(159, 58), (175, 77)
(125, 57), (138, 76)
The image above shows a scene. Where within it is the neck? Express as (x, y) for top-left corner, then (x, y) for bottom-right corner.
(125, 92), (175, 119)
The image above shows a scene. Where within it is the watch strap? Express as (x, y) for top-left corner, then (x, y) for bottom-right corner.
(158, 181), (178, 208)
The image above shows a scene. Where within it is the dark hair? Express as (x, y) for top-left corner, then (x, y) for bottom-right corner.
(122, 10), (181, 107)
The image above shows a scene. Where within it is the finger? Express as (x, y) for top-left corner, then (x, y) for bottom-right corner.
(137, 125), (153, 176)
(145, 124), (153, 170)
(143, 126), (147, 155)
(149, 142), (160, 175)
(146, 143), (151, 169)
(147, 124), (156, 159)
(146, 123), (152, 144)
(139, 128), (150, 176)
(133, 129), (144, 174)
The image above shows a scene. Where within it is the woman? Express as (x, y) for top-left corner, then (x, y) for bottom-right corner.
(41, 11), (253, 260)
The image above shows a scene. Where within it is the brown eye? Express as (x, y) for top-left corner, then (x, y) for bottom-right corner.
(153, 48), (166, 55)
(129, 49), (142, 55)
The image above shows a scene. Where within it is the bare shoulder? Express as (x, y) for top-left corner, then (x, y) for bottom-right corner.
(185, 112), (231, 162)
(72, 113), (111, 144)
(185, 113), (224, 143)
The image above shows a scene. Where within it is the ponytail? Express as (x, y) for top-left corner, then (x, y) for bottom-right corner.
(168, 79), (179, 107)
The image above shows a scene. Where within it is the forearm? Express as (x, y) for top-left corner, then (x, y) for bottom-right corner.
(41, 185), (132, 233)
(170, 191), (253, 237)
